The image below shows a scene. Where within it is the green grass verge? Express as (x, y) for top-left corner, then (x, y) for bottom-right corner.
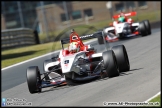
(148, 94), (161, 107)
(139, 94), (161, 107)
(2, 42), (59, 68)
(130, 10), (160, 23)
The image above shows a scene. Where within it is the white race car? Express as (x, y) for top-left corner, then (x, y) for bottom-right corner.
(26, 29), (130, 94)
(105, 11), (151, 42)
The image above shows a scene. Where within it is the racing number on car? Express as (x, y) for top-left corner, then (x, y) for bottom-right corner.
(64, 60), (69, 66)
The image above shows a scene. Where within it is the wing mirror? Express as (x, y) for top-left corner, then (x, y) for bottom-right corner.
(87, 47), (94, 51)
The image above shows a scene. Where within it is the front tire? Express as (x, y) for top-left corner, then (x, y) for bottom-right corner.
(111, 45), (130, 72)
(102, 50), (119, 78)
(26, 66), (42, 94)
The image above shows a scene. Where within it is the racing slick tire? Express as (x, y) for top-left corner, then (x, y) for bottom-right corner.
(98, 35), (104, 44)
(111, 45), (130, 72)
(138, 21), (148, 36)
(26, 66), (42, 94)
(143, 20), (151, 35)
(102, 50), (119, 78)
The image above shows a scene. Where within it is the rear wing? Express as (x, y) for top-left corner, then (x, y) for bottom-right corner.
(60, 31), (102, 45)
(113, 11), (137, 19)
(60, 30), (111, 51)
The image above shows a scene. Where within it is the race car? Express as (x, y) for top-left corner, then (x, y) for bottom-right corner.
(26, 29), (130, 94)
(105, 11), (152, 42)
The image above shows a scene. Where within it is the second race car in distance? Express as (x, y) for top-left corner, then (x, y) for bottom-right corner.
(104, 11), (151, 42)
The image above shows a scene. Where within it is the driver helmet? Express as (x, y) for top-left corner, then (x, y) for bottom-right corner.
(68, 42), (80, 53)
(118, 16), (125, 23)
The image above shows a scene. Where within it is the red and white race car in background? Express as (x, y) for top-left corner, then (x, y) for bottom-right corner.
(104, 11), (152, 42)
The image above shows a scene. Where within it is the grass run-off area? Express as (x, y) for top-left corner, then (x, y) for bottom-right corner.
(140, 94), (161, 107)
(148, 94), (161, 107)
(1, 10), (160, 68)
(2, 42), (60, 68)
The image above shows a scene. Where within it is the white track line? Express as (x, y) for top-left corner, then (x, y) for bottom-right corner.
(2, 39), (97, 71)
(144, 91), (161, 102)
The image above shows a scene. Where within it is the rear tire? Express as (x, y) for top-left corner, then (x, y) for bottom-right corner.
(26, 66), (42, 94)
(102, 50), (119, 78)
(138, 21), (148, 36)
(111, 45), (130, 72)
(143, 20), (151, 35)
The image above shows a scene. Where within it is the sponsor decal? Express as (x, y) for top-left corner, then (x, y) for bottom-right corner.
(80, 34), (93, 38)
(64, 60), (69, 67)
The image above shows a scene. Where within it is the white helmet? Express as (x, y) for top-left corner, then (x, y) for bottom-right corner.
(69, 42), (80, 53)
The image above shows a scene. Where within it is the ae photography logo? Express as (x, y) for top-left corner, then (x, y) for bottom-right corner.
(103, 101), (160, 106)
